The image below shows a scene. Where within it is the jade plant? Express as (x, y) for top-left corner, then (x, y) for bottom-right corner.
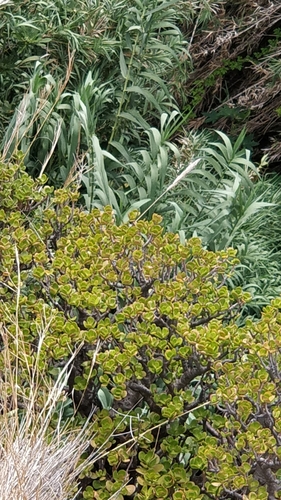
(1, 158), (281, 499)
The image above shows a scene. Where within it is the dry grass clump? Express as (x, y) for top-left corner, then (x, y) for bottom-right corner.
(0, 432), (86, 500)
(0, 318), (95, 500)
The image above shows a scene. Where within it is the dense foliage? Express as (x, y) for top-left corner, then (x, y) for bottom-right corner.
(2, 160), (281, 499)
(1, 0), (281, 316)
(2, 1), (281, 499)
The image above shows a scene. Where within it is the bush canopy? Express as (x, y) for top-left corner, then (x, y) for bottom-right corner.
(1, 159), (281, 499)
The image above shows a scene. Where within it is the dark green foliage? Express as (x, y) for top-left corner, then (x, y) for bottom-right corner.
(3, 160), (281, 499)
(0, 0), (187, 183)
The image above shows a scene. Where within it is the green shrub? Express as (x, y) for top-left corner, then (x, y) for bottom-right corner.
(2, 158), (281, 499)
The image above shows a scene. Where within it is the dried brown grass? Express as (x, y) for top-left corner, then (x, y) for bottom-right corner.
(0, 319), (93, 500)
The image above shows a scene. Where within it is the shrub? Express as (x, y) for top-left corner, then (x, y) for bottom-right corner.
(2, 158), (281, 499)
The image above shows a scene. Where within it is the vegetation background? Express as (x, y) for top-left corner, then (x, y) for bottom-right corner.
(1, 0), (281, 499)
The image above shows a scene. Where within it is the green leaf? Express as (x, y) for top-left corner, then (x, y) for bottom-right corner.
(98, 388), (114, 410)
(119, 49), (128, 79)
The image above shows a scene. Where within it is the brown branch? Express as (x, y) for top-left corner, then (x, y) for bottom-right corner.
(128, 381), (162, 414)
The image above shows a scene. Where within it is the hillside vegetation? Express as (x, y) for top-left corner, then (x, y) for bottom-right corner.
(1, 1), (281, 499)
